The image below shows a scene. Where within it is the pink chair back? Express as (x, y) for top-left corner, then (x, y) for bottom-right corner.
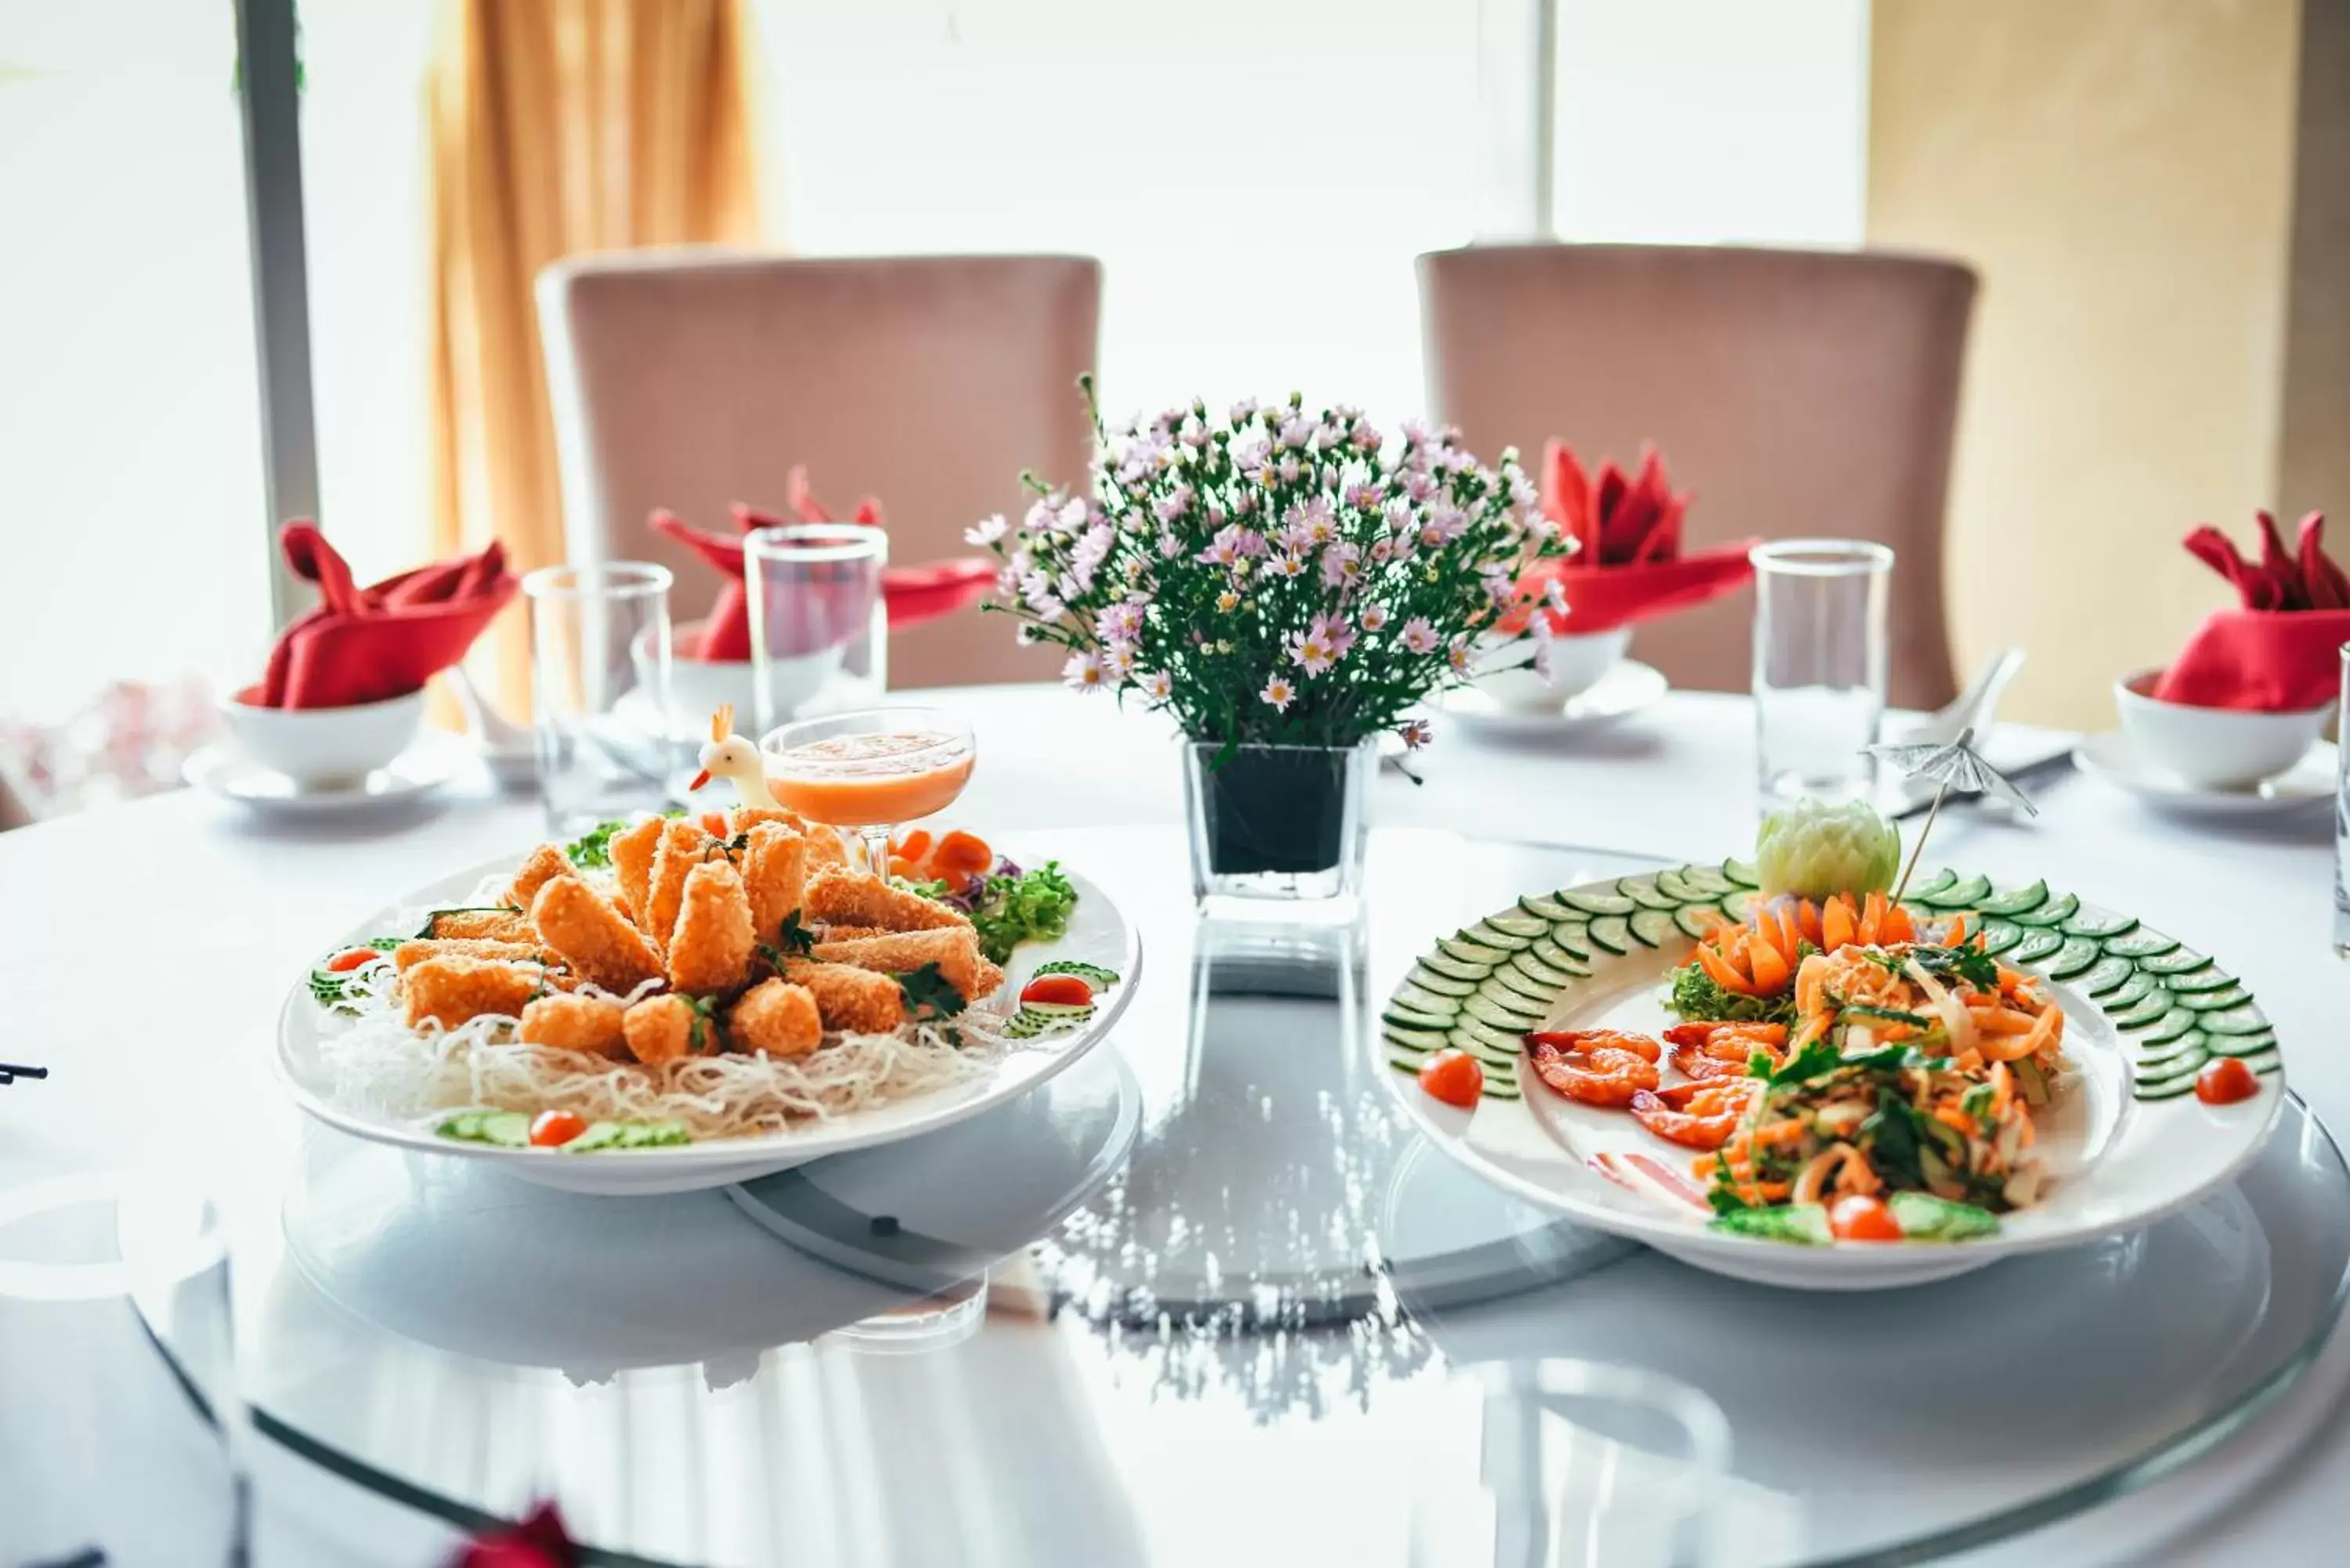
(1419, 244), (1976, 709)
(539, 251), (1100, 689)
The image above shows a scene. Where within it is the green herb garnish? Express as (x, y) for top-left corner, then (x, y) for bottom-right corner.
(1031, 959), (1119, 986)
(1910, 942), (2000, 992)
(776, 909), (815, 957)
(895, 962), (969, 1022)
(565, 819), (626, 869)
(1840, 1003), (1932, 1031)
(962, 862), (1080, 964)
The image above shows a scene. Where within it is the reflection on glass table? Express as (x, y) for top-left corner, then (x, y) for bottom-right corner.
(120, 826), (2350, 1568)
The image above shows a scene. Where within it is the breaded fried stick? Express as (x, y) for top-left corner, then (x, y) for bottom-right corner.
(732, 805), (848, 870)
(518, 993), (629, 1058)
(393, 938), (544, 974)
(668, 860), (756, 995)
(803, 869), (971, 934)
(728, 978), (822, 1058)
(403, 956), (544, 1031)
(503, 844), (573, 913)
(421, 909), (535, 942)
(786, 961), (905, 1035)
(812, 927), (1004, 1002)
(531, 875), (664, 994)
(741, 822), (808, 941)
(609, 815), (668, 921)
(623, 994), (710, 1065)
(643, 818), (714, 949)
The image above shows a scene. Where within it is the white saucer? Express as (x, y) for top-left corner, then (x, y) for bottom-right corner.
(2073, 730), (2334, 816)
(183, 733), (469, 816)
(1438, 659), (1667, 735)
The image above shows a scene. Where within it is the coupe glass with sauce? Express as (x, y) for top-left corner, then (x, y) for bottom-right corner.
(760, 706), (976, 875)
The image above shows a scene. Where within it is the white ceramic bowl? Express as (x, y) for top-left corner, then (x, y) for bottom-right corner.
(2114, 667), (2329, 789)
(1474, 626), (1633, 711)
(221, 688), (425, 786)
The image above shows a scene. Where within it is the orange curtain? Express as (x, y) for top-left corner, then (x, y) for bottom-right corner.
(426, 0), (762, 714)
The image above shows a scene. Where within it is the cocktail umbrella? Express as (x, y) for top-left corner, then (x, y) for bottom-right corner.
(1864, 725), (2040, 903)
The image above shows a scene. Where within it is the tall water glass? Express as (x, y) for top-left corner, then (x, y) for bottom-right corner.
(1752, 540), (1893, 804)
(523, 562), (674, 835)
(2334, 644), (2350, 956)
(746, 524), (888, 735)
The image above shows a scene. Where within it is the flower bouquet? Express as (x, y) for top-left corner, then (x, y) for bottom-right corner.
(969, 380), (1567, 901)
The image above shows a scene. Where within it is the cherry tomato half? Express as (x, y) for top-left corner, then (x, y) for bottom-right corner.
(530, 1110), (589, 1148)
(325, 947), (381, 972)
(1019, 974), (1094, 1008)
(1828, 1194), (1904, 1243)
(2195, 1057), (2260, 1106)
(1417, 1049), (1485, 1109)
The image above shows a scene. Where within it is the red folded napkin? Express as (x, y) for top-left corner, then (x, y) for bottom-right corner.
(1507, 440), (1757, 634)
(451, 1501), (577, 1567)
(651, 465), (997, 661)
(2154, 511), (2350, 710)
(251, 522), (516, 708)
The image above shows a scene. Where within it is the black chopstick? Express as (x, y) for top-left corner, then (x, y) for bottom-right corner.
(0, 1060), (48, 1084)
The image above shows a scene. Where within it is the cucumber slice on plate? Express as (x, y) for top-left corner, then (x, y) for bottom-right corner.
(1408, 965), (1479, 998)
(2140, 947), (2214, 977)
(2062, 909), (2139, 940)
(1975, 920), (2023, 958)
(1528, 937), (1590, 977)
(2134, 1064), (2205, 1099)
(1673, 904), (1728, 941)
(1586, 915), (1635, 956)
(1437, 935), (1508, 968)
(1652, 869), (1704, 903)
(1722, 888), (1762, 922)
(1677, 865), (1734, 896)
(1886, 1191), (2001, 1241)
(1491, 964), (1560, 1008)
(2207, 1031), (2279, 1058)
(1383, 1003), (1451, 1033)
(1629, 909), (1679, 948)
(2043, 936), (2103, 981)
(1509, 951), (1576, 990)
(1904, 868), (1958, 901)
(1518, 894), (1576, 923)
(1619, 877), (1680, 911)
(1920, 873), (1991, 909)
(2066, 954), (2131, 996)
(1464, 919), (1536, 952)
(1711, 1203), (1830, 1244)
(2008, 927), (2066, 965)
(1721, 858), (1761, 888)
(2135, 1031), (2209, 1071)
(1976, 880), (2049, 917)
(1419, 952), (1487, 985)
(1383, 1022), (1450, 1054)
(2167, 966), (2239, 995)
(2015, 891), (2081, 927)
(1390, 982), (1461, 1020)
(2138, 1008), (2199, 1046)
(2100, 970), (2157, 1011)
(2175, 985), (2252, 1013)
(1480, 912), (1549, 942)
(2103, 928), (2180, 961)
(1562, 888), (1637, 917)
(1465, 990), (1543, 1031)
(2201, 1004), (2272, 1036)
(2110, 998), (2175, 1031)
(1450, 1020), (1524, 1060)
(1546, 923), (1593, 960)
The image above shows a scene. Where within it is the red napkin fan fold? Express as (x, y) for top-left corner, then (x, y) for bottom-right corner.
(1513, 439), (1754, 634)
(2156, 510), (2350, 711)
(255, 522), (516, 709)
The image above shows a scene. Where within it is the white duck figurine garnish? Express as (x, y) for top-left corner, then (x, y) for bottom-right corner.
(688, 703), (782, 808)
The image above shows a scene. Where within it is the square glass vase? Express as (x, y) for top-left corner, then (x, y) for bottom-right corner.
(1180, 739), (1374, 911)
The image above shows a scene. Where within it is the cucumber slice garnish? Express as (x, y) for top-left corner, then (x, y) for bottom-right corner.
(2043, 936), (2102, 980)
(1482, 912), (1549, 941)
(1673, 904), (1729, 940)
(1920, 873), (1991, 909)
(1518, 894), (1576, 923)
(2100, 970), (2157, 1010)
(1464, 919), (1537, 952)
(1419, 952), (1486, 985)
(1676, 865), (1734, 896)
(1619, 877), (1680, 912)
(2110, 998), (2174, 1031)
(1653, 869), (1705, 902)
(2202, 1005), (2271, 1036)
(2208, 1032), (2280, 1058)
(2062, 909), (2138, 940)
(1437, 936), (1508, 967)
(2014, 891), (2081, 927)
(1391, 982), (1461, 1019)
(2139, 947), (2213, 977)
(2175, 985), (2252, 1013)
(1383, 1003), (1451, 1033)
(2135, 1031), (2209, 1071)
(1509, 951), (1575, 989)
(2068, 954), (2133, 994)
(1723, 889), (1762, 922)
(1904, 868), (1958, 901)
(1528, 936), (1590, 976)
(2102, 929), (2180, 960)
(2134, 1063), (2205, 1097)
(1710, 1203), (1829, 1244)
(1562, 889), (1637, 917)
(2008, 927), (2066, 964)
(2164, 965), (2236, 994)
(2138, 1008), (2198, 1046)
(1976, 880), (2049, 917)
(1546, 923), (1593, 960)
(1586, 915), (1634, 955)
(1721, 858), (1761, 888)
(1976, 920), (2023, 958)
(1628, 909), (1679, 948)
(1886, 1191), (2001, 1241)
(1032, 960), (1120, 985)
(1449, 1021), (1524, 1060)
(1491, 964), (1560, 1007)
(1408, 965), (1479, 998)
(1465, 990), (1542, 1031)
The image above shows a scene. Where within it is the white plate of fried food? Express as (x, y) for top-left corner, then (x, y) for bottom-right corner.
(276, 804), (1141, 1196)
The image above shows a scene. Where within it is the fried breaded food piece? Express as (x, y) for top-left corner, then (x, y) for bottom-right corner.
(668, 859), (757, 995)
(530, 875), (665, 994)
(623, 993), (708, 1065)
(609, 815), (667, 921)
(402, 956), (544, 1031)
(422, 909), (536, 941)
(731, 804), (815, 836)
(812, 927), (1004, 1002)
(815, 925), (888, 943)
(786, 961), (905, 1035)
(517, 993), (629, 1059)
(804, 869), (971, 934)
(644, 818), (716, 949)
(741, 822), (808, 941)
(503, 844), (573, 914)
(393, 937), (544, 974)
(727, 978), (823, 1058)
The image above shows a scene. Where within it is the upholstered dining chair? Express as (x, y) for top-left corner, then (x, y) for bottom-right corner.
(539, 251), (1101, 689)
(1419, 244), (1976, 709)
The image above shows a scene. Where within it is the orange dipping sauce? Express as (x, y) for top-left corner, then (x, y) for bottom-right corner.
(765, 729), (974, 828)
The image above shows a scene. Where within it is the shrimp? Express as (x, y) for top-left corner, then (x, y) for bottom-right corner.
(1525, 1028), (1661, 1062)
(1663, 1021), (1785, 1080)
(1629, 1078), (1757, 1151)
(1527, 1037), (1661, 1107)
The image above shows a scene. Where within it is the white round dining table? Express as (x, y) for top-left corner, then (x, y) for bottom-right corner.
(2, 683), (2346, 1566)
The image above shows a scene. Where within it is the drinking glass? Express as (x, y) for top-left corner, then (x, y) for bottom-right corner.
(761, 706), (976, 876)
(745, 523), (889, 735)
(2334, 644), (2350, 956)
(523, 562), (675, 836)
(1751, 539), (1893, 804)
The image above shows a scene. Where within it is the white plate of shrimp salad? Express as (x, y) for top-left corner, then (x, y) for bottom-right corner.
(1378, 859), (2283, 1290)
(277, 807), (1141, 1196)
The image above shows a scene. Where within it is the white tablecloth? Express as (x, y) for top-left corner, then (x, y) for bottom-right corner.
(2, 685), (2345, 1566)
